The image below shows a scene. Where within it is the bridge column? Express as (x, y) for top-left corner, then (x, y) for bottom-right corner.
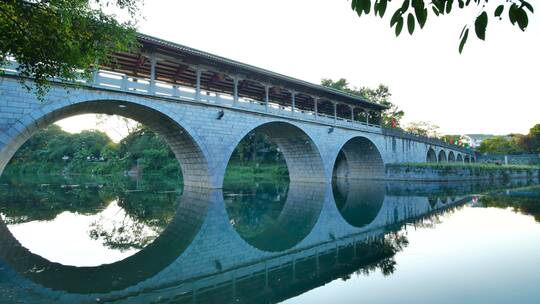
(333, 102), (337, 124)
(350, 106), (354, 123)
(264, 84), (269, 111)
(195, 68), (202, 99)
(233, 77), (239, 103)
(314, 97), (318, 120)
(364, 109), (369, 125)
(291, 91), (296, 116)
(149, 53), (157, 94)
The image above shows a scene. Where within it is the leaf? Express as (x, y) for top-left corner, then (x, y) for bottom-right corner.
(494, 5), (504, 17)
(432, 6), (440, 16)
(446, 0), (454, 14)
(415, 6), (428, 28)
(401, 0), (410, 11)
(407, 13), (415, 34)
(363, 0), (372, 14)
(521, 1), (534, 13)
(509, 4), (519, 25)
(390, 9), (403, 27)
(515, 7), (529, 31)
(379, 0), (388, 17)
(474, 11), (488, 40)
(459, 28), (469, 54)
(458, 0), (464, 9)
(395, 17), (404, 36)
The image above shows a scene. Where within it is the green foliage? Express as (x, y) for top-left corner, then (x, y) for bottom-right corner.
(320, 78), (404, 128)
(5, 124), (181, 176)
(476, 136), (522, 154)
(0, 0), (140, 98)
(349, 0), (535, 53)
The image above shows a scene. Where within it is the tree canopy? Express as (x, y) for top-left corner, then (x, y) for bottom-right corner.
(321, 78), (404, 128)
(0, 0), (141, 97)
(349, 0), (535, 53)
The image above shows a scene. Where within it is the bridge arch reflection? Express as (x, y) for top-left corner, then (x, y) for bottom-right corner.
(225, 182), (325, 252)
(333, 179), (386, 228)
(0, 187), (212, 294)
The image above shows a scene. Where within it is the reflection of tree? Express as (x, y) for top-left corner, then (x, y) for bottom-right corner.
(0, 174), (180, 251)
(224, 182), (289, 239)
(480, 190), (540, 223)
(88, 201), (163, 251)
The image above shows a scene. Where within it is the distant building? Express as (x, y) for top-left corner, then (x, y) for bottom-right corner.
(461, 134), (495, 149)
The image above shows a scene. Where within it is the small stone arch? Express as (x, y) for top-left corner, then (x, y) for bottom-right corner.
(332, 136), (385, 180)
(0, 99), (212, 188)
(464, 155), (471, 163)
(456, 154), (463, 162)
(427, 147), (438, 162)
(438, 150), (448, 162)
(223, 121), (326, 184)
(448, 151), (456, 162)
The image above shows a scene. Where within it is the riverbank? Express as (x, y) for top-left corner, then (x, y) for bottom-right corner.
(385, 163), (540, 182)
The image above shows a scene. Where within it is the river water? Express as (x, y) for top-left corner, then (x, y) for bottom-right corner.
(0, 175), (539, 303)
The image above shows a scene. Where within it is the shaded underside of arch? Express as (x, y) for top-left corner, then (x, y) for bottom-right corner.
(333, 137), (385, 180)
(427, 148), (437, 162)
(438, 150), (447, 162)
(448, 151), (455, 162)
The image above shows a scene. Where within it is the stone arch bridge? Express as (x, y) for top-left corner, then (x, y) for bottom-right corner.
(0, 34), (474, 188)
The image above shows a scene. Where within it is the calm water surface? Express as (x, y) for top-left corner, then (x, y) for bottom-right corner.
(0, 175), (539, 303)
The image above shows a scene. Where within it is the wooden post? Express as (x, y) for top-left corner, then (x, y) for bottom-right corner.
(291, 91), (296, 116)
(195, 68), (202, 99)
(149, 53), (157, 94)
(265, 85), (269, 112)
(233, 77), (239, 103)
(314, 97), (318, 120)
(333, 102), (337, 124)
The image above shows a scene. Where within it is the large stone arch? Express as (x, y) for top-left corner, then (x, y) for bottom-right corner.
(438, 150), (448, 162)
(0, 186), (212, 294)
(332, 136), (385, 180)
(427, 147), (437, 162)
(448, 151), (456, 162)
(0, 98), (213, 188)
(222, 121), (326, 184)
(456, 153), (463, 162)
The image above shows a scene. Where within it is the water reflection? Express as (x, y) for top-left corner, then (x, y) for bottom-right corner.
(0, 175), (539, 303)
(225, 182), (325, 252)
(333, 179), (385, 228)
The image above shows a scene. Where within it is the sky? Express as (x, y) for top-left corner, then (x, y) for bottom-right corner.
(58, 0), (540, 138)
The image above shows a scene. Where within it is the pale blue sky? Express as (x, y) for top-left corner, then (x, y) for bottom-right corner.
(58, 0), (539, 138)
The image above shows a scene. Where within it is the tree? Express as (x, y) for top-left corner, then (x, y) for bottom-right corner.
(0, 0), (141, 98)
(476, 136), (523, 154)
(321, 78), (404, 128)
(405, 120), (441, 137)
(517, 124), (540, 153)
(349, 0), (535, 53)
